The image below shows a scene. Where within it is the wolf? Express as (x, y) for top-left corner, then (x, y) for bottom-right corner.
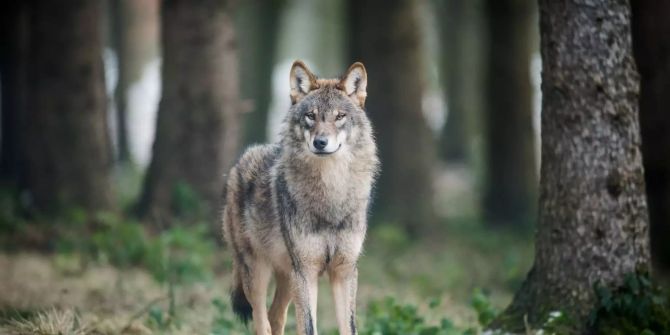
(222, 60), (379, 335)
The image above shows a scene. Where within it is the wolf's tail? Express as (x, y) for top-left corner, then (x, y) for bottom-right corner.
(231, 270), (253, 324)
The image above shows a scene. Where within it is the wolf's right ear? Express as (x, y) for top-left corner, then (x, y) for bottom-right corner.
(339, 62), (367, 107)
(290, 60), (318, 104)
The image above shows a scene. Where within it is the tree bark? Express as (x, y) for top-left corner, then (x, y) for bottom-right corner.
(349, 0), (437, 235)
(490, 0), (649, 332)
(482, 0), (537, 227)
(631, 1), (670, 281)
(138, 0), (242, 221)
(21, 0), (113, 212)
(237, 0), (282, 147)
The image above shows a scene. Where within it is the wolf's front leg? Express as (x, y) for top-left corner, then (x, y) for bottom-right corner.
(330, 265), (358, 335)
(290, 270), (319, 335)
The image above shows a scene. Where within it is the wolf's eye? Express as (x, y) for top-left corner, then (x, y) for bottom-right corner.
(305, 112), (316, 120)
(336, 113), (346, 120)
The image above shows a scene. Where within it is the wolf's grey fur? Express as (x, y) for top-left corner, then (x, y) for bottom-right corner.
(222, 61), (379, 335)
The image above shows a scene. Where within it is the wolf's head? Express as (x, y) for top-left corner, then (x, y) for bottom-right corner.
(283, 60), (370, 157)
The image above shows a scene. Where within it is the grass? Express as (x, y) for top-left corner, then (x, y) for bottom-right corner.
(0, 168), (535, 334)
(0, 217), (533, 334)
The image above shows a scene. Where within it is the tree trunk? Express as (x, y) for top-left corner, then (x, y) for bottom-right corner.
(138, 0), (241, 221)
(490, 0), (649, 332)
(236, 0), (282, 147)
(0, 2), (28, 185)
(22, 0), (113, 212)
(349, 0), (437, 235)
(437, 0), (480, 163)
(482, 0), (537, 227)
(631, 1), (670, 281)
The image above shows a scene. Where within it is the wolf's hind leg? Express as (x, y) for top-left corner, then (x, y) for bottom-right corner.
(330, 265), (358, 335)
(269, 271), (291, 335)
(290, 270), (319, 335)
(244, 260), (273, 335)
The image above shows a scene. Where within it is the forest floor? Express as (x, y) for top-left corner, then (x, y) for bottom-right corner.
(0, 221), (532, 334)
(0, 167), (535, 334)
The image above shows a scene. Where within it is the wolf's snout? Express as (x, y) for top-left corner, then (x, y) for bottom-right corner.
(313, 136), (328, 150)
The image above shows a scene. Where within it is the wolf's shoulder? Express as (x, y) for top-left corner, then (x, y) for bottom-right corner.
(234, 144), (281, 175)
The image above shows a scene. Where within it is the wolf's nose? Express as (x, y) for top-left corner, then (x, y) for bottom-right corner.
(313, 137), (328, 150)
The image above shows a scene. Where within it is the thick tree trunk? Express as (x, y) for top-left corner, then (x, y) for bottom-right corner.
(22, 0), (113, 212)
(482, 0), (537, 227)
(631, 1), (670, 280)
(237, 0), (281, 147)
(138, 0), (241, 220)
(437, 0), (480, 163)
(490, 0), (649, 332)
(350, 0), (437, 235)
(0, 2), (28, 185)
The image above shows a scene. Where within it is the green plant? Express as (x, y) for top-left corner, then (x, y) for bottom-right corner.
(359, 297), (475, 335)
(145, 224), (214, 285)
(89, 212), (148, 268)
(589, 272), (670, 335)
(471, 288), (497, 327)
(211, 297), (248, 334)
(171, 181), (207, 219)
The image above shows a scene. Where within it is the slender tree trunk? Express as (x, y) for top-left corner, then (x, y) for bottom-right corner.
(138, 0), (241, 220)
(482, 0), (537, 227)
(437, 0), (478, 163)
(631, 1), (670, 281)
(0, 2), (28, 185)
(23, 0), (113, 212)
(490, 0), (649, 332)
(349, 0), (437, 235)
(110, 0), (132, 163)
(237, 0), (282, 147)
(109, 0), (160, 164)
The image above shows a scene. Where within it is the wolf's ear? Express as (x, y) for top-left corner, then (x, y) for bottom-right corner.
(290, 60), (317, 104)
(339, 62), (367, 107)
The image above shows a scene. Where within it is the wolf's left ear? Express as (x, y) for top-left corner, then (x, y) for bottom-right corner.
(290, 60), (318, 104)
(339, 62), (367, 107)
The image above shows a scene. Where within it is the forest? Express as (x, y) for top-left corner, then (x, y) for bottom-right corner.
(0, 0), (669, 334)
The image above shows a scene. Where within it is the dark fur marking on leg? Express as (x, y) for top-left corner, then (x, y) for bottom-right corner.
(350, 313), (356, 335)
(275, 171), (302, 270)
(305, 310), (315, 335)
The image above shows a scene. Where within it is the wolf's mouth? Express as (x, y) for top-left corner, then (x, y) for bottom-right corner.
(313, 144), (342, 156)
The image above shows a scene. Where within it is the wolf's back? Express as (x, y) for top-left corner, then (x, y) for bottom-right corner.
(221, 144), (281, 323)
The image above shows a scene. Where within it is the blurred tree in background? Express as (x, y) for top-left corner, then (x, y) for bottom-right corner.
(492, 0), (649, 331)
(632, 1), (670, 281)
(108, 0), (159, 164)
(23, 0), (114, 212)
(237, 0), (283, 147)
(482, 0), (537, 228)
(436, 0), (483, 164)
(137, 0), (242, 221)
(349, 0), (437, 236)
(0, 2), (28, 187)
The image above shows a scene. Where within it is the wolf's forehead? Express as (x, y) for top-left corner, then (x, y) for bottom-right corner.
(305, 90), (352, 110)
